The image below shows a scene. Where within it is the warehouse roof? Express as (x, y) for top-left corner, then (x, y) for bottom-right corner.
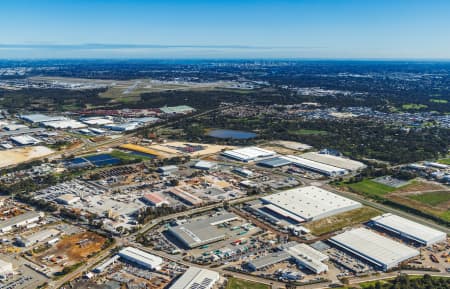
(371, 213), (447, 246)
(169, 267), (219, 289)
(283, 242), (329, 274)
(248, 251), (291, 270)
(299, 152), (366, 171)
(20, 114), (66, 123)
(329, 228), (419, 270)
(282, 155), (348, 176)
(119, 247), (163, 269)
(261, 186), (361, 221)
(222, 146), (276, 162)
(0, 211), (43, 231)
(43, 119), (87, 129)
(258, 157), (292, 168)
(10, 135), (40, 145)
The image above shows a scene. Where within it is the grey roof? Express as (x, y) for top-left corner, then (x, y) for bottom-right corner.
(0, 211), (42, 231)
(258, 157), (292, 168)
(248, 251), (291, 270)
(169, 267), (219, 289)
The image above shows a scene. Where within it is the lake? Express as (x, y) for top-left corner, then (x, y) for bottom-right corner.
(207, 129), (257, 139)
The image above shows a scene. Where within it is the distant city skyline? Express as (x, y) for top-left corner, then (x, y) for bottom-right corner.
(1, 0), (450, 59)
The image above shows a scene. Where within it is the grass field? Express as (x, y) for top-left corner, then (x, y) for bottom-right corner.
(110, 150), (152, 161)
(408, 191), (450, 206)
(226, 278), (270, 289)
(401, 103), (428, 110)
(305, 207), (381, 235)
(430, 98), (448, 103)
(289, 129), (328, 136)
(438, 158), (450, 165)
(346, 179), (396, 198)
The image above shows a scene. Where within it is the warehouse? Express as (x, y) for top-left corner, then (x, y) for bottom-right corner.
(118, 247), (163, 270)
(20, 114), (66, 123)
(0, 259), (13, 276)
(10, 135), (40, 145)
(282, 155), (348, 177)
(43, 119), (87, 129)
(169, 267), (219, 289)
(261, 186), (361, 221)
(168, 213), (239, 249)
(157, 165), (178, 174)
(283, 242), (329, 274)
(16, 228), (60, 247)
(258, 157), (292, 168)
(81, 116), (114, 126)
(329, 228), (419, 271)
(248, 251), (291, 271)
(0, 211), (44, 233)
(222, 146), (276, 162)
(105, 122), (139, 131)
(167, 188), (203, 206)
(193, 160), (217, 170)
(371, 213), (447, 246)
(299, 152), (366, 172)
(142, 193), (169, 207)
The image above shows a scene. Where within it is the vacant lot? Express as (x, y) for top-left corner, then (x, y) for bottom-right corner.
(346, 179), (396, 198)
(226, 278), (270, 289)
(305, 207), (381, 236)
(409, 191), (450, 206)
(288, 129), (328, 136)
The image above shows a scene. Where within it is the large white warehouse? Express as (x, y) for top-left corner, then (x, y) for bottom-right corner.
(371, 213), (447, 246)
(222, 146), (276, 162)
(329, 228), (419, 271)
(282, 155), (348, 177)
(169, 267), (220, 289)
(118, 247), (163, 270)
(299, 152), (366, 172)
(261, 186), (361, 221)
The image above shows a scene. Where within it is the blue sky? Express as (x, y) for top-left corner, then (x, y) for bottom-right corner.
(0, 0), (449, 59)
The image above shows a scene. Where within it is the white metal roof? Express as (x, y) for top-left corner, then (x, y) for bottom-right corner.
(43, 119), (87, 129)
(330, 228), (419, 270)
(282, 155), (347, 176)
(371, 213), (447, 245)
(262, 186), (361, 221)
(119, 247), (163, 268)
(222, 146), (276, 161)
(283, 243), (329, 273)
(10, 135), (40, 145)
(299, 152), (366, 171)
(169, 267), (219, 289)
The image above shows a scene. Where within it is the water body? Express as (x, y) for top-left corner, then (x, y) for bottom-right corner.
(207, 129), (257, 139)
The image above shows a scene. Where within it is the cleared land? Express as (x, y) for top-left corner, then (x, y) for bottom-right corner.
(305, 207), (381, 236)
(226, 277), (270, 289)
(0, 146), (54, 168)
(408, 191), (450, 206)
(346, 179), (396, 198)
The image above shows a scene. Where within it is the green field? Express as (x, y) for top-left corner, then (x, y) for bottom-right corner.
(438, 158), (450, 165)
(347, 179), (396, 198)
(226, 278), (270, 289)
(305, 207), (381, 235)
(409, 191), (450, 206)
(401, 103), (428, 110)
(110, 150), (152, 161)
(429, 98), (448, 104)
(289, 129), (328, 136)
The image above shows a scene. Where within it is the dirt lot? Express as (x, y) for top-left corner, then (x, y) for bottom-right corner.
(0, 146), (54, 168)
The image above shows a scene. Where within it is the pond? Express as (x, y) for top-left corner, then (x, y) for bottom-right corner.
(206, 129), (257, 139)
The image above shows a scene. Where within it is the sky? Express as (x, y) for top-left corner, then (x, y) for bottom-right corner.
(0, 0), (450, 59)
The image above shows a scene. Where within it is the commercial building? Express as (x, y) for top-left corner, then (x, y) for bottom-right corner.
(258, 157), (292, 168)
(142, 193), (169, 207)
(222, 146), (276, 162)
(81, 117), (114, 126)
(43, 119), (87, 129)
(371, 214), (447, 246)
(0, 259), (13, 276)
(248, 251), (291, 271)
(104, 122), (139, 131)
(283, 243), (329, 274)
(118, 247), (163, 270)
(10, 135), (40, 145)
(168, 213), (239, 248)
(56, 194), (80, 205)
(167, 188), (203, 206)
(93, 255), (120, 273)
(261, 186), (361, 222)
(282, 155), (348, 177)
(329, 228), (419, 271)
(157, 165), (178, 174)
(0, 211), (44, 233)
(169, 267), (220, 289)
(16, 228), (60, 247)
(20, 114), (66, 124)
(299, 152), (366, 172)
(193, 161), (217, 170)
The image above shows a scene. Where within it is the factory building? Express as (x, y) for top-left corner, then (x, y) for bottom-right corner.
(42, 119), (87, 129)
(261, 186), (361, 222)
(299, 152), (366, 172)
(168, 213), (239, 249)
(193, 161), (217, 170)
(10, 135), (40, 145)
(104, 122), (139, 131)
(282, 155), (348, 177)
(81, 116), (114, 126)
(222, 147), (276, 162)
(371, 213), (447, 246)
(283, 243), (329, 274)
(56, 194), (80, 205)
(257, 157), (292, 168)
(169, 267), (219, 289)
(248, 251), (291, 271)
(118, 247), (163, 270)
(142, 193), (169, 207)
(167, 188), (203, 206)
(0, 211), (44, 234)
(329, 228), (419, 271)
(0, 259), (13, 276)
(157, 165), (178, 174)
(93, 255), (120, 273)
(20, 114), (66, 124)
(16, 228), (60, 247)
